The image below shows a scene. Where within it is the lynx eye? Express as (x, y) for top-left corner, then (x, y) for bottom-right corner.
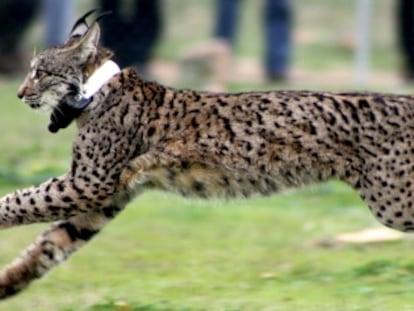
(31, 69), (48, 80)
(30, 69), (38, 79)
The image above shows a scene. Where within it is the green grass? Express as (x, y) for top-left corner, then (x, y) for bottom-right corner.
(0, 1), (414, 310)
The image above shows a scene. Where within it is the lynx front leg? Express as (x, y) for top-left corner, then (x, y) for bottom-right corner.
(0, 174), (113, 229)
(0, 204), (124, 299)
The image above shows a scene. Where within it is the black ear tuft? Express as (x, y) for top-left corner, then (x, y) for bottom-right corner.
(94, 10), (112, 23)
(70, 8), (100, 36)
(67, 9), (112, 43)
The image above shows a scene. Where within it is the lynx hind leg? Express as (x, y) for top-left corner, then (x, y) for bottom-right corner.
(0, 205), (123, 299)
(357, 165), (414, 232)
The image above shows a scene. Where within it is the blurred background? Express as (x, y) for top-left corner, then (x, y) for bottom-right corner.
(1, 0), (412, 90)
(1, 1), (414, 310)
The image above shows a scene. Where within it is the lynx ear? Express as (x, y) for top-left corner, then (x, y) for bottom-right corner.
(63, 10), (111, 63)
(64, 21), (101, 64)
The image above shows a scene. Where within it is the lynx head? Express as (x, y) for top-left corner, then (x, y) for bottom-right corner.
(17, 9), (113, 112)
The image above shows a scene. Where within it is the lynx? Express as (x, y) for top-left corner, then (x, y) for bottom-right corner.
(0, 10), (413, 299)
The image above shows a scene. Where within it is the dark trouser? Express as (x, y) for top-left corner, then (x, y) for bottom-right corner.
(214, 0), (241, 46)
(43, 0), (74, 46)
(99, 0), (162, 68)
(398, 0), (414, 77)
(0, 0), (39, 55)
(214, 0), (292, 77)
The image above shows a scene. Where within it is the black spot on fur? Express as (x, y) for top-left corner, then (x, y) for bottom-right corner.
(58, 222), (99, 242)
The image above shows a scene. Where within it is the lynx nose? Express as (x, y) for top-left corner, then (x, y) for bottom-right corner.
(17, 85), (27, 99)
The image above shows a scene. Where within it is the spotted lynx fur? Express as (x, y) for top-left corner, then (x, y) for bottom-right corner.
(1, 10), (414, 299)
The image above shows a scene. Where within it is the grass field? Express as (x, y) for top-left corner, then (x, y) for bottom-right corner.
(1, 1), (414, 310)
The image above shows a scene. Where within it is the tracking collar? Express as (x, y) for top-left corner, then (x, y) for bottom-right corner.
(80, 60), (121, 106)
(48, 60), (121, 133)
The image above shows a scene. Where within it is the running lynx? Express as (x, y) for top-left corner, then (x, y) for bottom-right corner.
(0, 10), (413, 299)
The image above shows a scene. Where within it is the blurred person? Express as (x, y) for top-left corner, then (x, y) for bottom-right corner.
(0, 0), (40, 75)
(43, 0), (75, 46)
(397, 0), (414, 81)
(214, 0), (292, 81)
(98, 0), (162, 75)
